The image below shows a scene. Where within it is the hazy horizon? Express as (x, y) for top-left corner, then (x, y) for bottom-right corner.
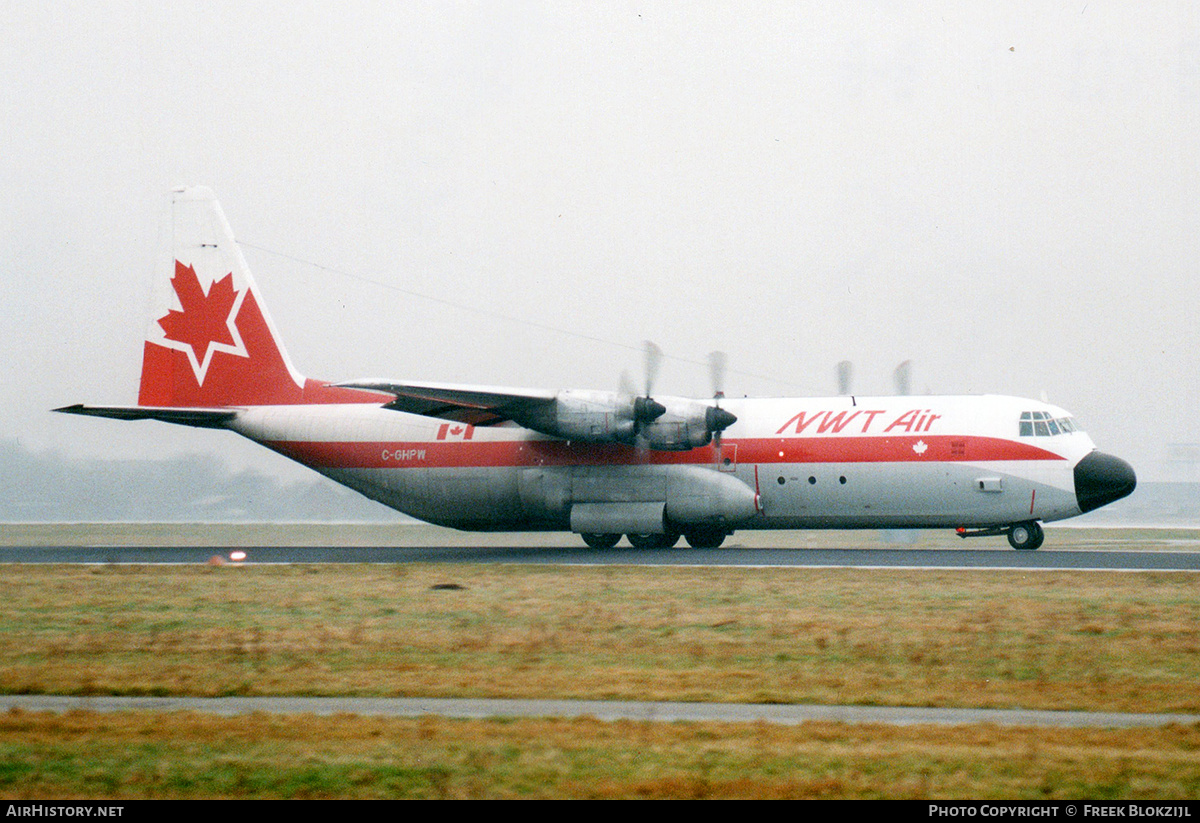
(4, 4), (1198, 486)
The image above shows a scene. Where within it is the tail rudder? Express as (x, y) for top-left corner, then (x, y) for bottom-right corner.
(138, 187), (366, 408)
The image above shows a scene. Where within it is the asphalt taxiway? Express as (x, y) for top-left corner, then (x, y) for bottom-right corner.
(3, 544), (1200, 571)
(5, 695), (1198, 729)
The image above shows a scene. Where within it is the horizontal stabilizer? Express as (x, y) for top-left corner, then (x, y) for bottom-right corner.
(54, 404), (237, 429)
(336, 380), (557, 426)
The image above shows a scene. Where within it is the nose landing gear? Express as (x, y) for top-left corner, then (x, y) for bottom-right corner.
(1006, 520), (1044, 551)
(955, 520), (1045, 550)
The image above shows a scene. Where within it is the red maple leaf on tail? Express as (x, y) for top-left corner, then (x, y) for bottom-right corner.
(157, 261), (240, 372)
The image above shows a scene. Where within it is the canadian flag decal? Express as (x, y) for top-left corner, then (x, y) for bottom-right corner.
(156, 261), (248, 385)
(436, 423), (475, 441)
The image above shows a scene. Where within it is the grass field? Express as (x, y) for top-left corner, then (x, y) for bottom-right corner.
(2, 564), (1199, 712)
(3, 710), (1198, 799)
(1, 542), (1198, 798)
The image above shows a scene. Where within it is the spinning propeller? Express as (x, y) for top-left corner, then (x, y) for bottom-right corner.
(636, 341), (668, 426)
(619, 342), (737, 450)
(835, 359), (913, 396)
(837, 360), (853, 396)
(619, 341), (667, 448)
(705, 350), (737, 446)
(893, 360), (912, 397)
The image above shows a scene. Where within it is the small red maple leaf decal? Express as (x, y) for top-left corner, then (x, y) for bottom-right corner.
(157, 261), (241, 376)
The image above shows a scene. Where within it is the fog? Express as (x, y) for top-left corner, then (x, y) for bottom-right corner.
(4, 3), (1198, 488)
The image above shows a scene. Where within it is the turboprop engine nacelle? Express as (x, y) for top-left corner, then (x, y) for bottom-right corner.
(637, 399), (720, 451)
(514, 391), (735, 451)
(510, 390), (638, 444)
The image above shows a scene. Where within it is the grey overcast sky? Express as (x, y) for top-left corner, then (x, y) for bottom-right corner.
(3, 2), (1198, 482)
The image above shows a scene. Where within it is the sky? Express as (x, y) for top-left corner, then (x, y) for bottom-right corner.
(3, 2), (1198, 483)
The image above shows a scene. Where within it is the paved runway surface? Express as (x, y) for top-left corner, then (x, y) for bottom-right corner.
(5, 695), (1197, 729)
(4, 544), (1200, 571)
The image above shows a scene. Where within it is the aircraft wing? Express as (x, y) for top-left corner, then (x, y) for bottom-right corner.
(335, 380), (558, 426)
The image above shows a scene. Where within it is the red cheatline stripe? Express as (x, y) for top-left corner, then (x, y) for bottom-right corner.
(263, 435), (1066, 470)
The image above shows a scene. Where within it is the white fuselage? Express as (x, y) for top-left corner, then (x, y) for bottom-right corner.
(61, 189), (1136, 548)
(227, 393), (1094, 532)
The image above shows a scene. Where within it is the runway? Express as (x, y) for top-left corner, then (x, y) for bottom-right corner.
(5, 695), (1198, 729)
(4, 544), (1200, 571)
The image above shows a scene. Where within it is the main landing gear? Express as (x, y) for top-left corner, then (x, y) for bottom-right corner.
(681, 526), (728, 549)
(627, 532), (681, 549)
(580, 529), (730, 549)
(955, 520), (1045, 551)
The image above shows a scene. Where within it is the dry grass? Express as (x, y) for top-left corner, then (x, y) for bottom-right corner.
(0, 564), (1197, 714)
(2, 709), (1198, 799)
(3, 562), (1199, 799)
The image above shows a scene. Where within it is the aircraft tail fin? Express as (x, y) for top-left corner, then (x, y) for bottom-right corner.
(137, 187), (370, 408)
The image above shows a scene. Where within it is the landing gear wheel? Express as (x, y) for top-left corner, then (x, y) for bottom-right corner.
(580, 533), (621, 549)
(1007, 521), (1044, 551)
(627, 532), (682, 549)
(683, 527), (728, 549)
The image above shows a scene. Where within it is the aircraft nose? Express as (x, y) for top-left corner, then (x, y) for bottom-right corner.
(1075, 451), (1137, 514)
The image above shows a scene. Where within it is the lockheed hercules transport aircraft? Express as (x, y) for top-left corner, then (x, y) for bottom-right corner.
(58, 187), (1137, 550)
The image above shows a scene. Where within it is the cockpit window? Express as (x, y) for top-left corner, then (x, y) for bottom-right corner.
(1019, 411), (1080, 437)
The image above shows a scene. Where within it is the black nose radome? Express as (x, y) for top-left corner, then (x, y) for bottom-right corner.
(1075, 451), (1137, 514)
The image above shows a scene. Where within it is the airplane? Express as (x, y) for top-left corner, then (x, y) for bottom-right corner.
(56, 187), (1137, 551)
